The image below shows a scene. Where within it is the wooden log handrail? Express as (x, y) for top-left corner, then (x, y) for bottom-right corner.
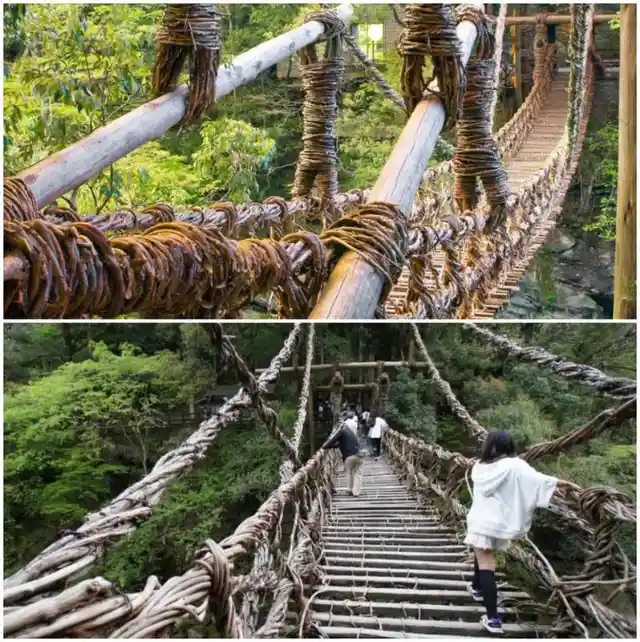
(309, 7), (481, 319)
(15, 4), (354, 209)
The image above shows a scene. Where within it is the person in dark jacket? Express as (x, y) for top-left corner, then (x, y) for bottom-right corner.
(323, 423), (363, 496)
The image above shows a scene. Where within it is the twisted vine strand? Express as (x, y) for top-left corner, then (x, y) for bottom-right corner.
(463, 323), (636, 398)
(411, 323), (488, 442)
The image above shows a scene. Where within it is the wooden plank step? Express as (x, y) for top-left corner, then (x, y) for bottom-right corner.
(306, 598), (526, 621)
(304, 612), (548, 637)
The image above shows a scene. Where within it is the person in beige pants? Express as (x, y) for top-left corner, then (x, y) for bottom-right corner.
(344, 451), (363, 496)
(323, 420), (363, 497)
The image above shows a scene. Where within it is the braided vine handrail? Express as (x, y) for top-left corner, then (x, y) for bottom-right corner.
(411, 323), (487, 442)
(242, 324), (315, 635)
(5, 442), (338, 638)
(4, 325), (301, 605)
(384, 419), (636, 638)
(463, 323), (636, 398)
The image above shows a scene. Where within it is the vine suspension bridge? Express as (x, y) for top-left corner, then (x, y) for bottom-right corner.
(3, 323), (636, 638)
(3, 4), (634, 319)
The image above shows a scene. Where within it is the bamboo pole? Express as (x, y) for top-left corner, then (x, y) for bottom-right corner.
(309, 9), (480, 318)
(255, 360), (430, 374)
(613, 5), (636, 319)
(16, 4), (354, 209)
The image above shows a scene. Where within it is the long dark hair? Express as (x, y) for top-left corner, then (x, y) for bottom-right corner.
(479, 430), (515, 463)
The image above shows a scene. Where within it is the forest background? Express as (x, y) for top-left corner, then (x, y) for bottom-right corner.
(4, 322), (636, 604)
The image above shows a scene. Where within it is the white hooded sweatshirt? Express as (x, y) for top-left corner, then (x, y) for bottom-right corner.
(368, 417), (387, 439)
(466, 456), (558, 540)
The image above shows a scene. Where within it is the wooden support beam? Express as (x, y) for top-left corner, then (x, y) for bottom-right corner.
(505, 13), (616, 25)
(16, 4), (354, 209)
(309, 10), (481, 318)
(614, 5), (636, 319)
(255, 360), (429, 375)
(316, 383), (377, 392)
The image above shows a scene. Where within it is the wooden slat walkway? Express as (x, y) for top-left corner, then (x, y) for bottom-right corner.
(294, 455), (551, 638)
(385, 74), (572, 319)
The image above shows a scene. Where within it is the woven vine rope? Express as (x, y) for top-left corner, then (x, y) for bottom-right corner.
(489, 3), (508, 127)
(399, 4), (464, 125)
(566, 4), (593, 161)
(411, 323), (487, 442)
(293, 9), (345, 226)
(242, 324), (315, 636)
(452, 5), (510, 224)
(153, 4), (221, 123)
(4, 177), (39, 222)
(329, 369), (344, 428)
(463, 323), (636, 398)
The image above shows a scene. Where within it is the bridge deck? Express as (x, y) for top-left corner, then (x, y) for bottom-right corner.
(386, 74), (571, 319)
(295, 455), (551, 638)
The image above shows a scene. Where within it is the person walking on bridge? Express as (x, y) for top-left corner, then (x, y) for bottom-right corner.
(343, 410), (359, 436)
(464, 430), (578, 634)
(368, 415), (387, 460)
(323, 421), (363, 497)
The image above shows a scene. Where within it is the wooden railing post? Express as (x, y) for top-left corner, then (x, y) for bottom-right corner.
(613, 4), (636, 319)
(309, 9), (481, 319)
(16, 4), (354, 208)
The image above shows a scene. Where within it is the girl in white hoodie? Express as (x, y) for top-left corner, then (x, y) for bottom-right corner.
(464, 430), (575, 634)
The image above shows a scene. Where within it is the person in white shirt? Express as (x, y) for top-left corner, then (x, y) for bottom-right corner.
(343, 411), (358, 436)
(367, 416), (387, 459)
(464, 430), (577, 635)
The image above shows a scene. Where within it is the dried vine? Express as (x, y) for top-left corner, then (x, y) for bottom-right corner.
(463, 323), (636, 398)
(153, 4), (222, 123)
(411, 323), (487, 442)
(4, 178), (39, 222)
(399, 4), (465, 125)
(293, 9), (345, 226)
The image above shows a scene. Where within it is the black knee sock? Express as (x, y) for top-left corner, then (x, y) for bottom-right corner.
(472, 555), (480, 590)
(477, 569), (499, 619)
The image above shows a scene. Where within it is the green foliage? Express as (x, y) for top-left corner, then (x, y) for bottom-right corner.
(386, 369), (437, 442)
(96, 415), (284, 589)
(4, 342), (207, 572)
(193, 119), (276, 201)
(582, 123), (619, 240)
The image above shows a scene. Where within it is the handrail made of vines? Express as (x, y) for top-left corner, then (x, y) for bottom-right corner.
(463, 323), (636, 398)
(4, 445), (339, 638)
